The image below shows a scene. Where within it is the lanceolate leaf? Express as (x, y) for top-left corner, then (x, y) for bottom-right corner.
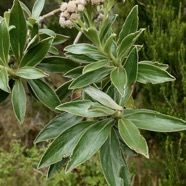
(9, 0), (27, 60)
(0, 19), (10, 65)
(12, 79), (26, 124)
(139, 61), (169, 71)
(64, 66), (83, 79)
(69, 67), (112, 89)
(28, 79), (60, 111)
(84, 86), (123, 110)
(111, 67), (127, 95)
(0, 68), (10, 93)
(38, 121), (94, 168)
(118, 118), (149, 158)
(124, 109), (186, 132)
(66, 119), (114, 173)
(100, 129), (131, 186)
(17, 67), (48, 79)
(32, 0), (45, 19)
(118, 5), (138, 43)
(20, 37), (53, 67)
(35, 113), (82, 143)
(137, 63), (175, 84)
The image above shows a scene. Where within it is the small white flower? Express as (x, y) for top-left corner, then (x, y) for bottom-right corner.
(70, 13), (79, 20)
(65, 20), (74, 28)
(77, 4), (85, 11)
(60, 2), (68, 11)
(59, 16), (66, 27)
(91, 0), (102, 5)
(61, 10), (70, 18)
(67, 1), (77, 12)
(76, 0), (87, 5)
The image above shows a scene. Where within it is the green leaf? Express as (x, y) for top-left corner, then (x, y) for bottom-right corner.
(83, 60), (109, 74)
(69, 67), (112, 89)
(17, 67), (48, 79)
(139, 61), (169, 70)
(84, 86), (123, 110)
(118, 5), (138, 43)
(118, 29), (145, 59)
(9, 0), (27, 60)
(20, 37), (53, 67)
(38, 121), (94, 168)
(0, 19), (10, 65)
(100, 129), (131, 186)
(64, 66), (84, 79)
(39, 28), (56, 37)
(47, 158), (68, 179)
(27, 79), (60, 111)
(56, 100), (114, 117)
(35, 113), (82, 143)
(118, 118), (149, 158)
(32, 0), (45, 19)
(137, 63), (175, 84)
(38, 57), (78, 73)
(12, 79), (26, 124)
(124, 109), (186, 132)
(53, 34), (69, 45)
(0, 68), (10, 93)
(20, 1), (31, 17)
(111, 67), (127, 95)
(66, 119), (113, 173)
(48, 46), (59, 55)
(104, 34), (116, 56)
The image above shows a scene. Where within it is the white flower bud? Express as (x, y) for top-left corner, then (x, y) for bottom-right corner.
(67, 1), (77, 12)
(76, 0), (86, 5)
(77, 4), (85, 11)
(65, 20), (74, 28)
(60, 2), (68, 11)
(59, 16), (66, 27)
(70, 13), (79, 20)
(61, 10), (70, 18)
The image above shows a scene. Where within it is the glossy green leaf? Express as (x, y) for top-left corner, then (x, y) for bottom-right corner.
(118, 5), (138, 43)
(0, 19), (10, 65)
(38, 121), (94, 168)
(28, 79), (60, 111)
(118, 29), (145, 59)
(12, 79), (26, 124)
(84, 86), (123, 110)
(124, 109), (186, 132)
(35, 113), (82, 143)
(111, 67), (127, 96)
(83, 60), (109, 74)
(17, 67), (48, 79)
(32, 0), (45, 19)
(118, 118), (149, 158)
(20, 37), (53, 67)
(100, 129), (131, 186)
(66, 119), (113, 173)
(47, 158), (68, 179)
(0, 68), (10, 93)
(38, 57), (78, 73)
(9, 0), (27, 60)
(137, 63), (175, 84)
(64, 66), (84, 79)
(69, 67), (112, 89)
(56, 100), (114, 117)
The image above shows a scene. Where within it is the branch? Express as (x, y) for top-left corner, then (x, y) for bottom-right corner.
(73, 31), (82, 44)
(39, 8), (61, 22)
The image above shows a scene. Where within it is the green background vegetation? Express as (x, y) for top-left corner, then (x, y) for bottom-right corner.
(0, 0), (186, 185)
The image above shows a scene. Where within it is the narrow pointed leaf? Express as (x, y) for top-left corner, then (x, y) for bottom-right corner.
(104, 34), (116, 56)
(111, 67), (127, 95)
(0, 68), (10, 93)
(9, 0), (27, 60)
(20, 1), (31, 17)
(38, 121), (94, 168)
(32, 0), (45, 19)
(118, 118), (149, 158)
(20, 37), (53, 67)
(35, 113), (82, 143)
(66, 119), (113, 173)
(84, 86), (123, 110)
(139, 61), (169, 70)
(64, 66), (83, 79)
(28, 79), (60, 111)
(12, 79), (26, 124)
(124, 109), (186, 132)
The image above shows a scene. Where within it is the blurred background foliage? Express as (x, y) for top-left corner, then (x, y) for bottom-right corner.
(0, 0), (186, 185)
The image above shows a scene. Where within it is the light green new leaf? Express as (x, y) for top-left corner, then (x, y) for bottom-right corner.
(38, 121), (94, 168)
(32, 0), (45, 19)
(28, 79), (60, 111)
(17, 67), (48, 79)
(66, 119), (113, 173)
(124, 109), (186, 132)
(118, 5), (138, 43)
(12, 79), (26, 124)
(69, 67), (112, 89)
(0, 68), (10, 93)
(84, 86), (123, 110)
(0, 19), (10, 65)
(111, 67), (127, 95)
(118, 118), (149, 158)
(35, 113), (82, 143)
(100, 129), (131, 186)
(9, 0), (27, 60)
(20, 37), (53, 67)
(137, 63), (175, 84)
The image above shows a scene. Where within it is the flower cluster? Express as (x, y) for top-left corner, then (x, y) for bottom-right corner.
(59, 0), (104, 28)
